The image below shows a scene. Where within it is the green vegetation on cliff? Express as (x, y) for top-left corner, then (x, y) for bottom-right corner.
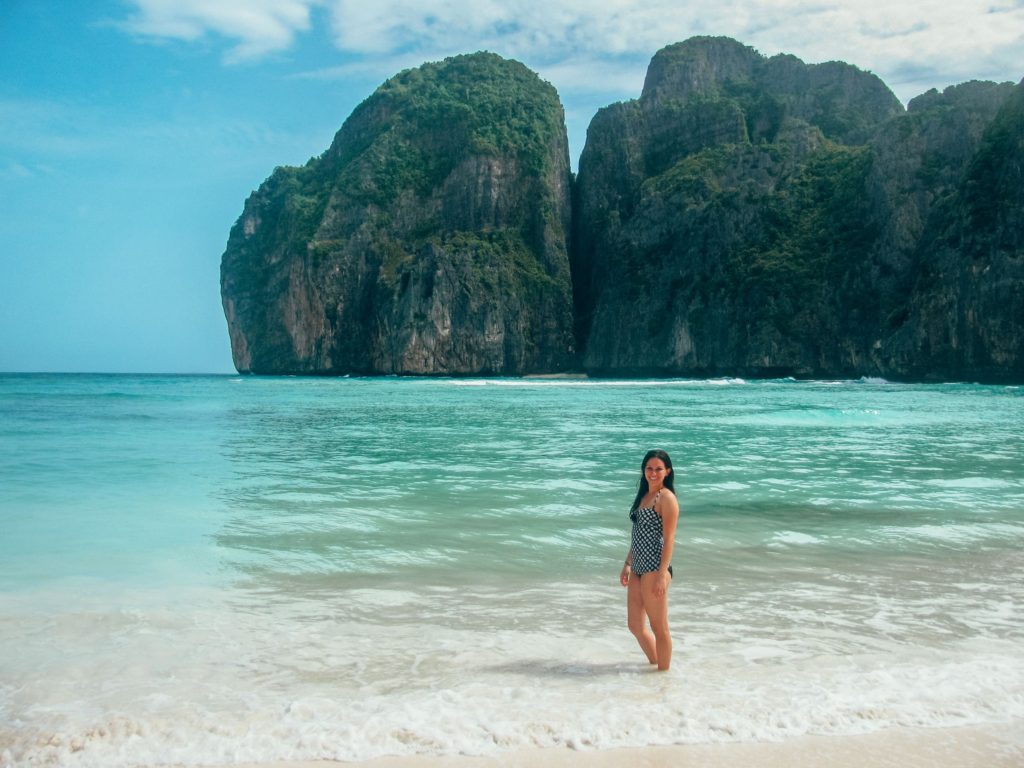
(221, 51), (575, 376)
(327, 52), (566, 208)
(960, 82), (1024, 251)
(376, 54), (565, 166)
(222, 39), (1023, 381)
(573, 37), (1022, 380)
(738, 145), (875, 290)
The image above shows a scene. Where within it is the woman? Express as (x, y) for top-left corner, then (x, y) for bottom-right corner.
(619, 449), (680, 671)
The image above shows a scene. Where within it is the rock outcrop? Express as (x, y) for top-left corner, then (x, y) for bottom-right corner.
(221, 52), (575, 375)
(222, 38), (1024, 382)
(885, 80), (1024, 380)
(573, 37), (1022, 381)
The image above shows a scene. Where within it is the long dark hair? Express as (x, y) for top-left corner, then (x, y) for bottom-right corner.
(629, 449), (675, 513)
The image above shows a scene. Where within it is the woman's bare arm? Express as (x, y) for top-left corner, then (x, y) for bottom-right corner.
(658, 490), (679, 571)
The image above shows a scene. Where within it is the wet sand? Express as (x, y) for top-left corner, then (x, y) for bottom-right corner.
(225, 722), (1023, 768)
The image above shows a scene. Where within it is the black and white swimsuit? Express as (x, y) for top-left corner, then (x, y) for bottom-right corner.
(630, 491), (672, 577)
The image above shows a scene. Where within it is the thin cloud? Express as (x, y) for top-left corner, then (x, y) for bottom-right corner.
(0, 99), (102, 156)
(289, 51), (449, 84)
(0, 161), (38, 181)
(533, 57), (647, 98)
(118, 0), (318, 62)
(0, 97), (322, 173)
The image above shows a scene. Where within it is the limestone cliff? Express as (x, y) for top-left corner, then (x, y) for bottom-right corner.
(221, 39), (1024, 382)
(573, 37), (1022, 381)
(886, 80), (1024, 380)
(221, 52), (574, 375)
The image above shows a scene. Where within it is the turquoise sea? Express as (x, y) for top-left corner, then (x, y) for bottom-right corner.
(1, 374), (1022, 766)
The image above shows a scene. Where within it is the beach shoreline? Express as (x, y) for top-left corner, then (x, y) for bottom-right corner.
(221, 722), (1024, 768)
(6, 377), (1023, 768)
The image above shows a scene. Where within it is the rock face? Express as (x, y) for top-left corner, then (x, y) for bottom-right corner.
(221, 52), (575, 375)
(871, 81), (1024, 380)
(573, 36), (1023, 381)
(222, 39), (1024, 381)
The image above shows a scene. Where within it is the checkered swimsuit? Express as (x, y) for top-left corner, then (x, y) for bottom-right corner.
(630, 490), (665, 575)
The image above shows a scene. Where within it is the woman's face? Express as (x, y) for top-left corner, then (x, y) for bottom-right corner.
(644, 457), (670, 485)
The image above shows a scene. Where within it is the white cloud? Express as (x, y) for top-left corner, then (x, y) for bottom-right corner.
(119, 0), (319, 62)
(118, 1), (1023, 99)
(321, 0), (1023, 101)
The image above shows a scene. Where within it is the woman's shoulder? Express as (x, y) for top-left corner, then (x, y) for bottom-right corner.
(656, 487), (679, 508)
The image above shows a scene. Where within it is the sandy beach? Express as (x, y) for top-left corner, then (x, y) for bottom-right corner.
(224, 723), (1024, 768)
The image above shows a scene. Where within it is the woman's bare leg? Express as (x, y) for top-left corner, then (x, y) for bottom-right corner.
(640, 575), (672, 671)
(627, 573), (658, 664)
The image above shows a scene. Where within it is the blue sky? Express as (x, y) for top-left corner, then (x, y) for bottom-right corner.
(2, 1), (1021, 373)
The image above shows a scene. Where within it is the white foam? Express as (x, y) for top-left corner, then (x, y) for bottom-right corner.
(877, 522), (1024, 545)
(6, 576), (1022, 768)
(442, 377), (748, 388)
(926, 477), (1012, 489)
(771, 531), (822, 545)
(344, 588), (422, 607)
(6, 643), (1022, 768)
(520, 534), (571, 547)
(710, 481), (750, 491)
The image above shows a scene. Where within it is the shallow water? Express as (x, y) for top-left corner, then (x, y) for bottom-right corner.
(1, 374), (1022, 766)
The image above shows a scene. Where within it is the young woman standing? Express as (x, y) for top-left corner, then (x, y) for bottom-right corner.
(619, 449), (680, 671)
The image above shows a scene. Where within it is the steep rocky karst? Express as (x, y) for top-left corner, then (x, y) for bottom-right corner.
(221, 52), (575, 375)
(884, 80), (1024, 380)
(222, 39), (1023, 382)
(572, 37), (1022, 381)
